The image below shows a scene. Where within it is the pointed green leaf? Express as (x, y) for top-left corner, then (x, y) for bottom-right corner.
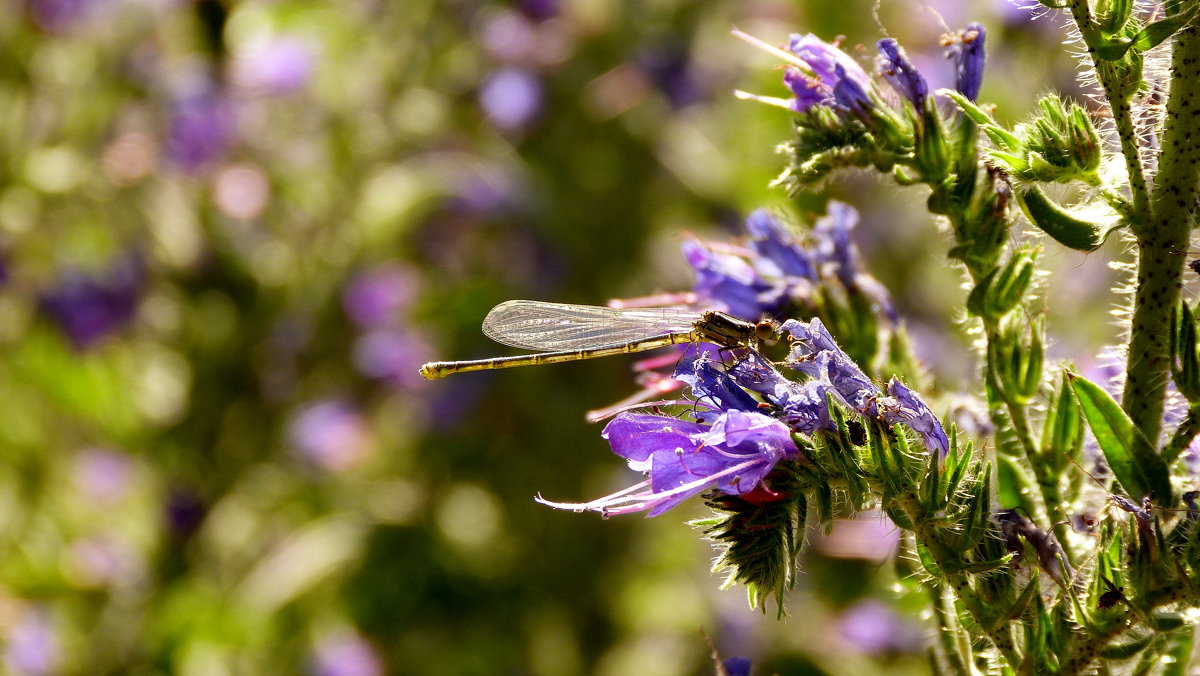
(1068, 371), (1172, 502)
(1132, 4), (1199, 53)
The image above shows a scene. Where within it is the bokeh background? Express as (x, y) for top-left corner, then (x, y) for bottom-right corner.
(0, 1), (1119, 674)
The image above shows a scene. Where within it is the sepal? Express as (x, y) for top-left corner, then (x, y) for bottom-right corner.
(966, 247), (1036, 320)
(1171, 300), (1200, 403)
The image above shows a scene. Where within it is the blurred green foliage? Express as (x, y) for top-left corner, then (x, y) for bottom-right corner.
(0, 0), (1096, 674)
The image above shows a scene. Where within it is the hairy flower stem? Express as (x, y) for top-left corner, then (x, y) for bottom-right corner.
(899, 494), (1022, 668)
(1125, 21), (1200, 461)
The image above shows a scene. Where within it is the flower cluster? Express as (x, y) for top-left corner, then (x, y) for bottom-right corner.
(539, 316), (946, 517)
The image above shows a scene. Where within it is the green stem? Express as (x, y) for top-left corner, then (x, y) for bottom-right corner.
(1124, 22), (1200, 453)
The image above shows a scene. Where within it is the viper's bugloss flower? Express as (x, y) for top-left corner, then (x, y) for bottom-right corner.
(538, 409), (798, 516)
(877, 38), (928, 108)
(745, 208), (817, 280)
(945, 23), (986, 102)
(879, 378), (950, 458)
(40, 253), (143, 349)
(812, 202), (897, 322)
(784, 318), (948, 458)
(727, 352), (834, 435)
(683, 238), (784, 320)
(784, 34), (873, 114)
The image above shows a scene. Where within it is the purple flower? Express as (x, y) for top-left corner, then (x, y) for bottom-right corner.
(342, 264), (419, 329)
(40, 252), (143, 349)
(945, 23), (986, 102)
(812, 202), (897, 322)
(879, 378), (949, 459)
(722, 657), (752, 676)
(538, 409), (798, 516)
(745, 209), (816, 281)
(289, 400), (373, 472)
(779, 34), (874, 115)
(637, 46), (703, 109)
(674, 352), (761, 416)
(479, 67), (542, 131)
(235, 37), (315, 96)
(683, 239), (783, 320)
(877, 38), (929, 108)
(311, 631), (383, 676)
(4, 607), (56, 676)
(166, 86), (234, 172)
(783, 318), (948, 457)
(724, 352), (834, 435)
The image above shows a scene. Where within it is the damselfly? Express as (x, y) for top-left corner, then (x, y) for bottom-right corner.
(419, 300), (774, 380)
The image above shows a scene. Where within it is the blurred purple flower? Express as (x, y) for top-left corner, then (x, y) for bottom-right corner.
(235, 37), (315, 95)
(4, 607), (56, 676)
(312, 631), (383, 676)
(637, 45), (703, 108)
(72, 447), (132, 503)
(27, 0), (95, 32)
(538, 409), (798, 516)
(342, 264), (420, 329)
(40, 252), (143, 349)
(723, 657), (753, 676)
(877, 38), (929, 108)
(945, 23), (987, 101)
(479, 68), (542, 130)
(879, 379), (950, 459)
(812, 202), (897, 322)
(683, 238), (784, 320)
(165, 487), (206, 538)
(165, 87), (234, 172)
(745, 209), (817, 281)
(289, 400), (373, 472)
(518, 0), (559, 21)
(838, 600), (923, 655)
(352, 329), (434, 389)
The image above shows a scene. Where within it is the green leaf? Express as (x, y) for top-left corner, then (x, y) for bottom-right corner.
(1132, 5), (1199, 53)
(1067, 371), (1172, 502)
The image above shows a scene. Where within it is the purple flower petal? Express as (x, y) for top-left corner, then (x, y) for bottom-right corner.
(877, 38), (929, 108)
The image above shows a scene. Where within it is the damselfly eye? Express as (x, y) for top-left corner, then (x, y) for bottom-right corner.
(1190, 259), (1200, 276)
(754, 320), (777, 342)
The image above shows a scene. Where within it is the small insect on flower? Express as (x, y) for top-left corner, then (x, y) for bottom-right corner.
(418, 300), (776, 379)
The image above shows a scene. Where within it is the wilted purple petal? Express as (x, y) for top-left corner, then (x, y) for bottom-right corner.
(727, 352), (833, 435)
(479, 67), (542, 130)
(880, 378), (949, 459)
(877, 38), (929, 108)
(782, 319), (879, 414)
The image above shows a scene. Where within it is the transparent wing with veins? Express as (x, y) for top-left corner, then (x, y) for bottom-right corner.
(481, 300), (701, 351)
